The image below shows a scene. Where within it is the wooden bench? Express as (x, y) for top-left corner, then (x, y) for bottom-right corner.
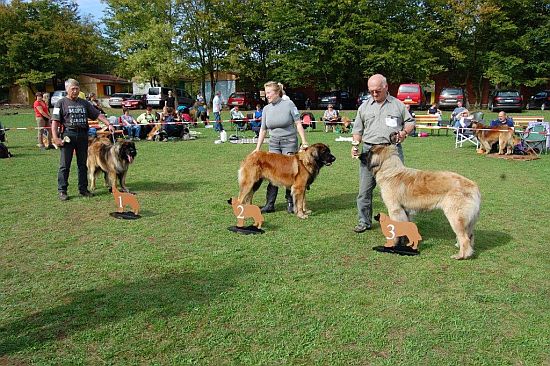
(89, 121), (126, 140)
(414, 114), (449, 135)
(509, 115), (544, 129)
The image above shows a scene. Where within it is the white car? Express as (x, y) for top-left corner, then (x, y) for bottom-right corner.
(49, 90), (67, 107)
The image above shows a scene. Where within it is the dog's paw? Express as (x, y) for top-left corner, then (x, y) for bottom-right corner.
(297, 212), (309, 219)
(305, 209), (312, 215)
(451, 254), (465, 260)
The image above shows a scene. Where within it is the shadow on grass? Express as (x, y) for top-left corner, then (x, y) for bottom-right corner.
(309, 192), (358, 213)
(414, 212), (511, 254)
(0, 264), (250, 356)
(128, 180), (204, 192)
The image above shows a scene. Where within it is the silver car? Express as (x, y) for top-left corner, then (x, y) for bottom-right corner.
(108, 93), (132, 108)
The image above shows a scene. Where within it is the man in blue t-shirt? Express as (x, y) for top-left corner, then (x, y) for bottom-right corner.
(490, 111), (514, 128)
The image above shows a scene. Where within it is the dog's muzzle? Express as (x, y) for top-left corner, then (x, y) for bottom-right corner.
(323, 154), (336, 166)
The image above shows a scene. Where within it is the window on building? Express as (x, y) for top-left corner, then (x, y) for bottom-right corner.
(103, 85), (113, 96)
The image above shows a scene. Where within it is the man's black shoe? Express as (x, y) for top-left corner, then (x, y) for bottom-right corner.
(353, 223), (372, 233)
(260, 205), (275, 214)
(59, 192), (69, 201)
(80, 190), (94, 198)
(287, 202), (294, 214)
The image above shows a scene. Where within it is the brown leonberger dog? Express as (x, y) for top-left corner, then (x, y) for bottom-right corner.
(361, 144), (481, 259)
(472, 121), (519, 155)
(238, 143), (336, 219)
(87, 138), (137, 193)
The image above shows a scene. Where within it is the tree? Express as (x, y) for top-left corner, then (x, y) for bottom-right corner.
(176, 0), (231, 104)
(103, 0), (187, 86)
(0, 0), (112, 91)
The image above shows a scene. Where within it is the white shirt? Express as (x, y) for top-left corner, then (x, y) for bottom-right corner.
(213, 94), (223, 113)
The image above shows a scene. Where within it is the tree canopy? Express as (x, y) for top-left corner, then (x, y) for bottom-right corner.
(0, 0), (112, 91)
(1, 0), (548, 102)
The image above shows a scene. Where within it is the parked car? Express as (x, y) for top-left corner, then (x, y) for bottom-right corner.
(108, 93), (132, 108)
(396, 83), (427, 109)
(286, 91), (307, 109)
(317, 90), (355, 110)
(122, 94), (147, 109)
(488, 89), (523, 112)
(437, 87), (467, 109)
(227, 91), (263, 110)
(175, 88), (195, 108)
(49, 90), (67, 107)
(356, 91), (371, 107)
(146, 86), (171, 108)
(526, 90), (550, 111)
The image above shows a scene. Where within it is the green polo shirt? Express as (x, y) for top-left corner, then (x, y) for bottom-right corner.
(352, 95), (415, 145)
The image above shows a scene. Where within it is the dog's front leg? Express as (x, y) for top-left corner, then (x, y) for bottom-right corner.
(293, 187), (308, 219)
(88, 167), (96, 191)
(119, 172), (129, 193)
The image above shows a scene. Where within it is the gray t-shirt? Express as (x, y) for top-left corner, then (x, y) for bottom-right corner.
(352, 95), (415, 145)
(52, 97), (100, 129)
(261, 98), (301, 138)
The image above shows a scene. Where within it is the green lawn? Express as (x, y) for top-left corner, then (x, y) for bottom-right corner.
(1, 108), (549, 365)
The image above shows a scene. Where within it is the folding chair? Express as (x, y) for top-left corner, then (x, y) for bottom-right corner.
(523, 123), (548, 155)
(455, 117), (478, 148)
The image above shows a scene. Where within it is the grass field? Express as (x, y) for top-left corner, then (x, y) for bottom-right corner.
(1, 108), (549, 365)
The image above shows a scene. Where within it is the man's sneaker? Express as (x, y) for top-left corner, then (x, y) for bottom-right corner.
(59, 192), (69, 201)
(80, 190), (94, 198)
(353, 223), (372, 233)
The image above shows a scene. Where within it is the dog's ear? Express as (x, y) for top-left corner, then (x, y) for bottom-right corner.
(374, 213), (381, 222)
(227, 198), (233, 205)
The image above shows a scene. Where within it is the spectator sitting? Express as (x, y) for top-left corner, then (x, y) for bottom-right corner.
(453, 109), (472, 128)
(120, 108), (141, 140)
(323, 104), (340, 132)
(137, 105), (159, 139)
(450, 101), (466, 126)
(180, 107), (193, 123)
(160, 106), (178, 140)
(428, 103), (443, 126)
(88, 93), (105, 114)
(250, 104), (263, 137)
(230, 105), (246, 131)
(490, 111), (514, 128)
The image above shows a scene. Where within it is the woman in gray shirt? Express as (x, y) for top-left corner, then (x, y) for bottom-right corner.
(254, 81), (309, 214)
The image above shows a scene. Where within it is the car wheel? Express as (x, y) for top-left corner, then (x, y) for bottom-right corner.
(338, 103), (343, 110)
(525, 103), (530, 110)
(489, 104), (494, 112)
(542, 104), (546, 111)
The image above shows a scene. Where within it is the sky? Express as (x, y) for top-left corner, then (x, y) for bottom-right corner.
(75, 0), (107, 21)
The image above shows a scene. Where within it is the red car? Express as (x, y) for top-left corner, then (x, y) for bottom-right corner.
(227, 92), (263, 110)
(122, 94), (147, 109)
(396, 83), (427, 110)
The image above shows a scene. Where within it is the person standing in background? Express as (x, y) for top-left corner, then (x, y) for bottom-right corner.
(213, 91), (224, 132)
(33, 92), (52, 150)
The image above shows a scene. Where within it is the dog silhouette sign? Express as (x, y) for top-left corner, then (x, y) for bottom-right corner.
(227, 197), (265, 234)
(373, 213), (421, 256)
(109, 186), (141, 219)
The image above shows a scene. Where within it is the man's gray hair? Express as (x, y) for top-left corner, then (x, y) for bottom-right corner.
(65, 78), (80, 89)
